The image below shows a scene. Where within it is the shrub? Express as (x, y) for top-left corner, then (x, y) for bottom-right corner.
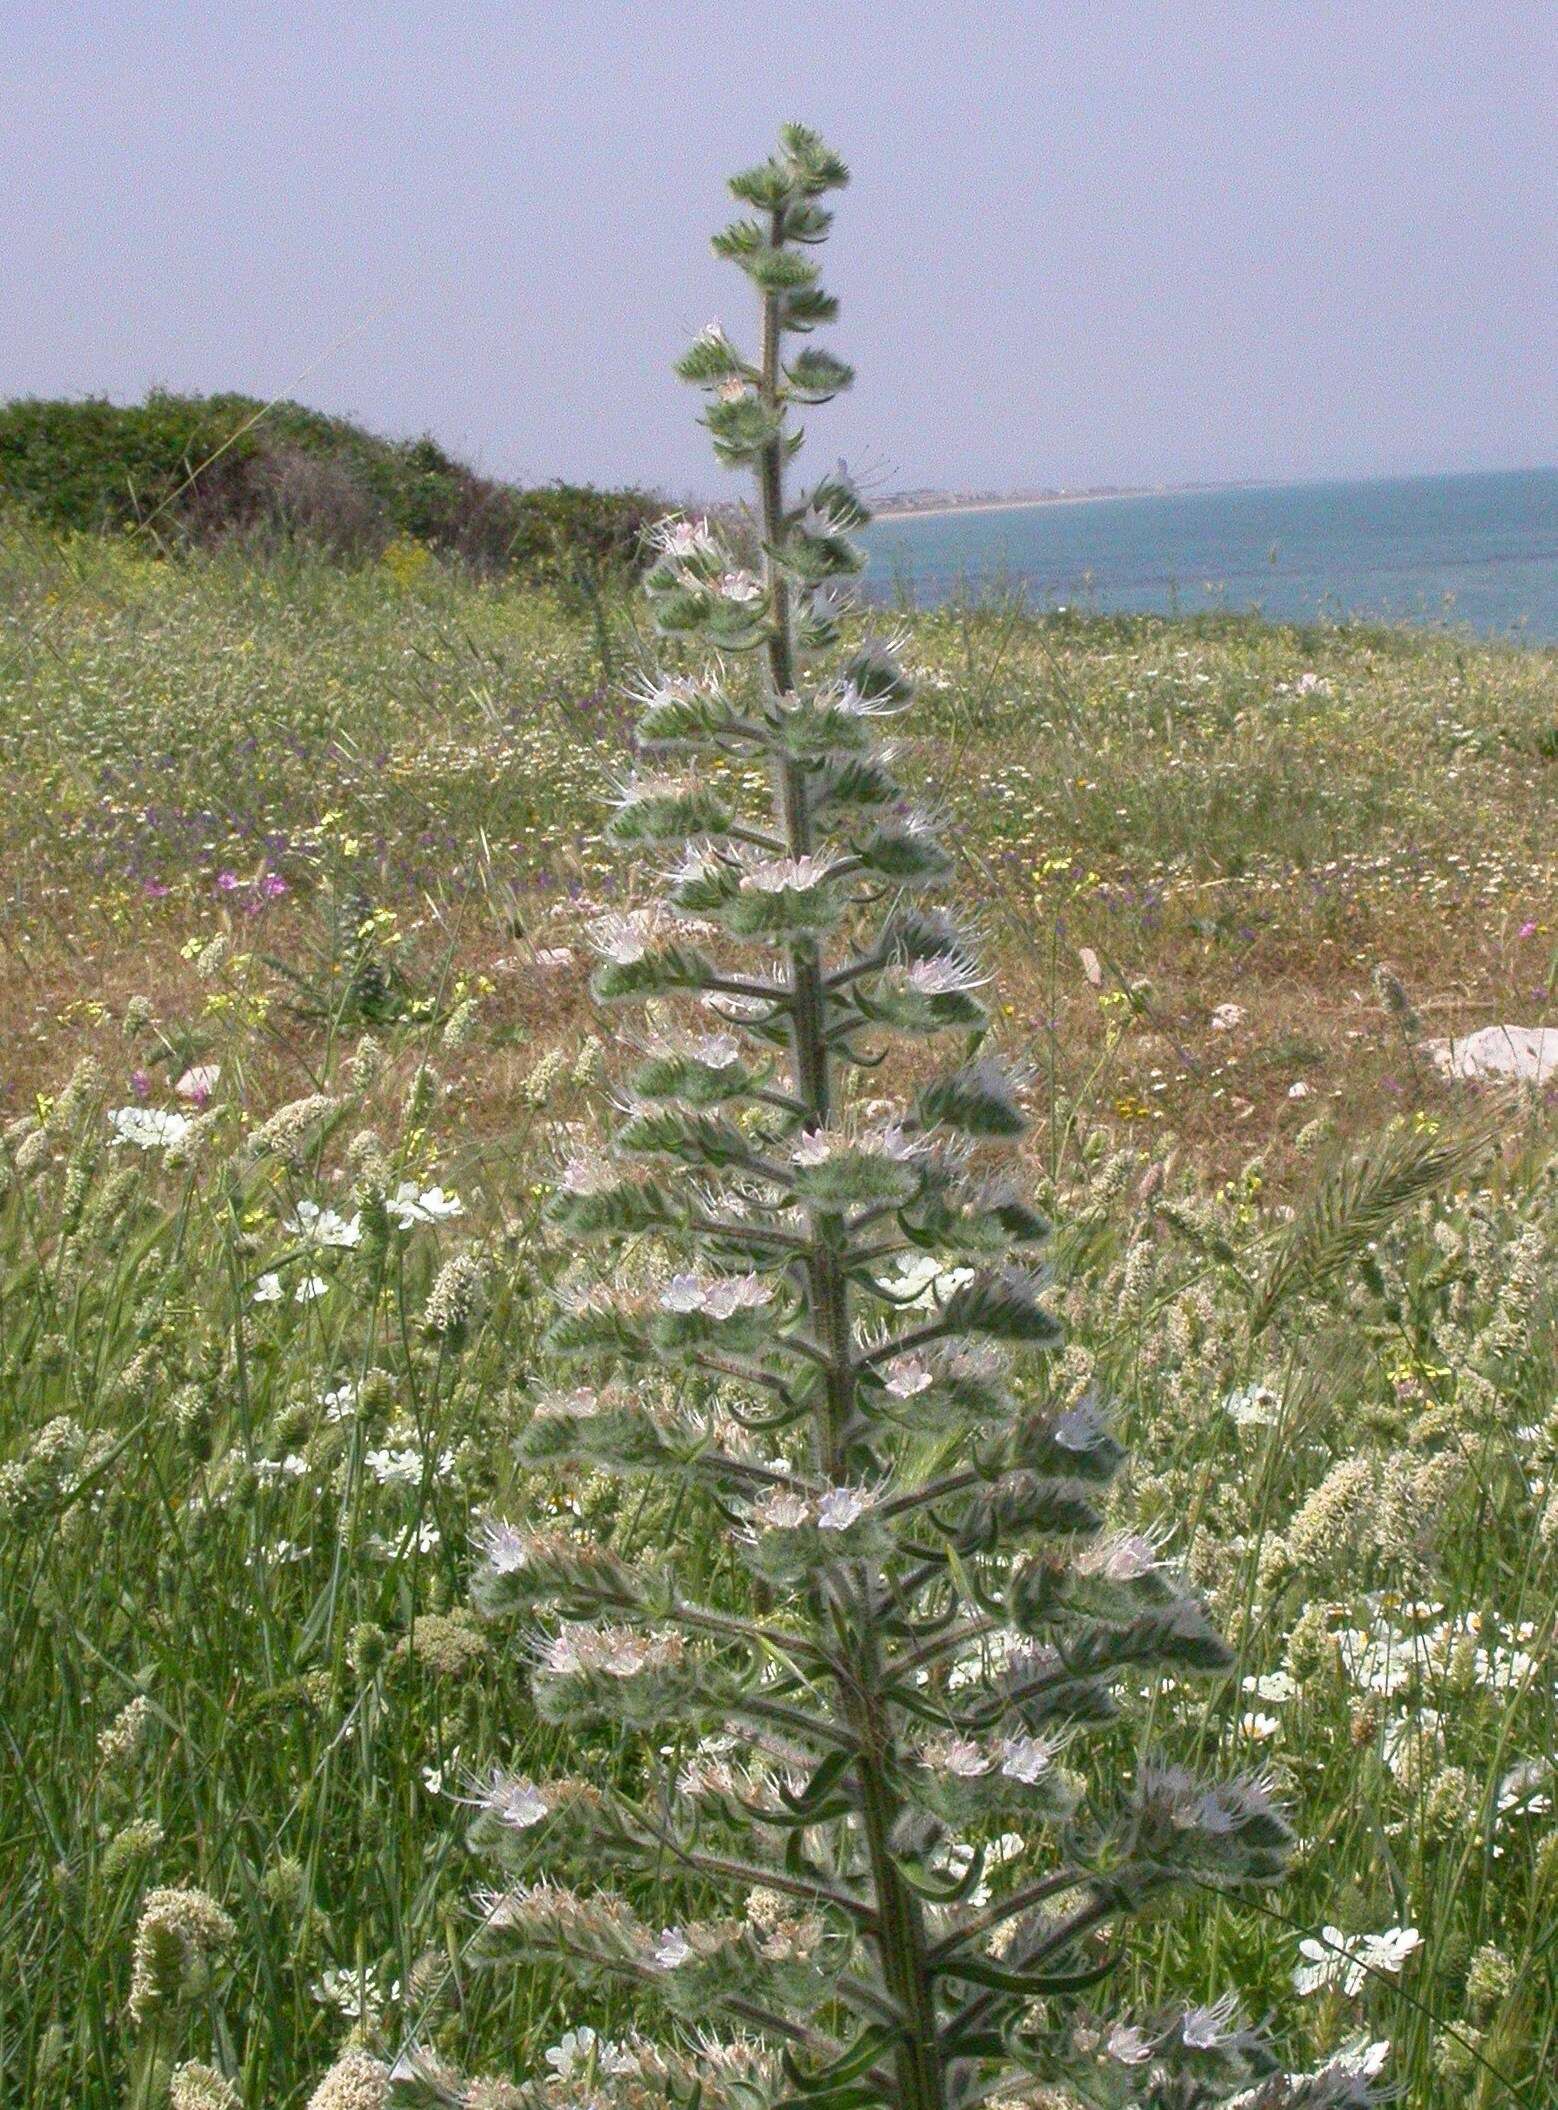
(388, 127), (1385, 2110)
(0, 390), (662, 581)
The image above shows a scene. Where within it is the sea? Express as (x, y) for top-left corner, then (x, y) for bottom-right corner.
(859, 467), (1558, 642)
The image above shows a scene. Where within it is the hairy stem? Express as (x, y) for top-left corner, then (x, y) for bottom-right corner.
(757, 222), (946, 2110)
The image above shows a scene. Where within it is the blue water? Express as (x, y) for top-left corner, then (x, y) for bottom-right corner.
(860, 468), (1558, 641)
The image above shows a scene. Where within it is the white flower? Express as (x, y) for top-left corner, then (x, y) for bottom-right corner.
(999, 1734), (1056, 1784)
(923, 1735), (991, 1778)
(653, 1926), (693, 1969)
(365, 1446), (423, 1485)
(887, 1255), (975, 1310)
(467, 1770), (548, 1830)
(285, 1199), (362, 1249)
(717, 568), (763, 604)
(1287, 1080), (1311, 1100)
(559, 1151), (616, 1196)
(543, 2028), (636, 2081)
(252, 1272), (283, 1303)
(882, 1354), (935, 1399)
(794, 1121), (915, 1168)
(659, 1272), (773, 1319)
(655, 516), (717, 561)
(1240, 1711), (1281, 1742)
(1243, 1670), (1297, 1704)
(1107, 2023), (1153, 2065)
(108, 1106), (191, 1151)
(390, 1182), (465, 1228)
(1496, 1758), (1552, 1818)
(321, 1382), (360, 1421)
(1224, 1383), (1280, 1426)
(751, 1487), (813, 1531)
(739, 853), (832, 894)
(588, 907), (674, 965)
(1295, 1924), (1420, 1996)
(692, 1029), (742, 1067)
(294, 1274), (329, 1303)
(1077, 1531), (1163, 1583)
(903, 955), (988, 996)
(313, 1964), (381, 2018)
(815, 1485), (874, 1532)
(1209, 1002), (1246, 1032)
(478, 1520), (529, 1574)
(1181, 1996), (1239, 2050)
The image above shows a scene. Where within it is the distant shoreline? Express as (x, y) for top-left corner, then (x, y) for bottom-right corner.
(872, 491), (1148, 523)
(870, 481), (1254, 524)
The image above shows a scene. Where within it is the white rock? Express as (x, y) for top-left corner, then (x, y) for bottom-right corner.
(1210, 1003), (1246, 1032)
(1421, 1026), (1558, 1085)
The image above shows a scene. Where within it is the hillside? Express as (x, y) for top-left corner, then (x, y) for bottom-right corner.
(0, 389), (661, 580)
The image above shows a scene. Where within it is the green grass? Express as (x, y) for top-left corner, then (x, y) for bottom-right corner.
(1, 531), (1555, 2105)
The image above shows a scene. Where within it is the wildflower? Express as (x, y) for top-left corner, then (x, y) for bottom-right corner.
(285, 1200), (363, 1249)
(588, 907), (677, 965)
(751, 1487), (813, 1530)
(174, 1064), (221, 1104)
(543, 2028), (635, 2081)
(885, 1255), (976, 1308)
(999, 1734), (1057, 1784)
(882, 1353), (935, 1398)
(654, 1926), (694, 1968)
(659, 1271), (772, 1318)
(738, 852), (833, 894)
(1294, 1924), (1421, 1996)
(108, 1105), (191, 1151)
(464, 1770), (549, 1830)
(294, 1275), (329, 1304)
(252, 1273), (283, 1303)
(815, 1484), (874, 1531)
(1107, 2024), (1153, 2065)
(921, 1734), (991, 1777)
(312, 1964), (382, 2019)
(389, 1180), (465, 1227)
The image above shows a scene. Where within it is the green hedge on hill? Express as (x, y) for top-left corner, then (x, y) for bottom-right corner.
(0, 391), (665, 584)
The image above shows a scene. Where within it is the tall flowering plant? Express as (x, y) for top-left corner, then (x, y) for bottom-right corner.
(396, 128), (1384, 2110)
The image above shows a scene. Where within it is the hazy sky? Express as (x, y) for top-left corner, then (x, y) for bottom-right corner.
(5, 2), (1555, 498)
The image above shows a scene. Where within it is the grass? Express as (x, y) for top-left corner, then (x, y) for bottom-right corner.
(1, 526), (1555, 2106)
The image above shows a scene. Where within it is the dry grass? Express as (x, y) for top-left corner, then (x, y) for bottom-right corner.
(2, 531), (1553, 1184)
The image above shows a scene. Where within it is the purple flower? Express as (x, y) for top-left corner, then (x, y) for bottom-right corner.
(1518, 920), (1538, 939)
(259, 872), (288, 899)
(216, 871), (241, 892)
(143, 879), (170, 900)
(130, 1069), (152, 1101)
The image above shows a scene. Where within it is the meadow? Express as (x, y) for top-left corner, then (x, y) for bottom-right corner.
(2, 525), (1556, 2107)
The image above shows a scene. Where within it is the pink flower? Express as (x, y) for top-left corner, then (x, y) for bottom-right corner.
(130, 1069), (152, 1101)
(1517, 920), (1538, 939)
(143, 879), (170, 900)
(216, 871), (241, 892)
(259, 872), (288, 899)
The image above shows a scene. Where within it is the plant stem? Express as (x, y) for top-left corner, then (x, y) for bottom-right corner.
(756, 232), (946, 2110)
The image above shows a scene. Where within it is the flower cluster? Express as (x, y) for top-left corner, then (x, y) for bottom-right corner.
(386, 127), (1380, 2110)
